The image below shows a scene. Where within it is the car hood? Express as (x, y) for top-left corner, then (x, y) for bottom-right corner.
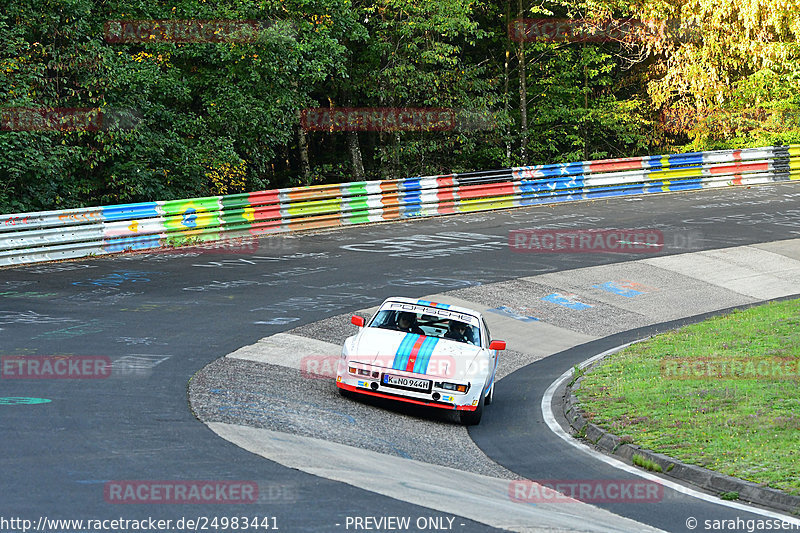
(348, 327), (483, 379)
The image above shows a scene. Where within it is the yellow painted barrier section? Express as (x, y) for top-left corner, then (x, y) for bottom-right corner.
(647, 167), (705, 180)
(459, 195), (517, 213)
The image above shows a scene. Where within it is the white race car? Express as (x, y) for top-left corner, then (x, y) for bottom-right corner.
(335, 297), (506, 425)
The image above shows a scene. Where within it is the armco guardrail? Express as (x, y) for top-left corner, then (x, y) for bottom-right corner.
(1, 144), (798, 266)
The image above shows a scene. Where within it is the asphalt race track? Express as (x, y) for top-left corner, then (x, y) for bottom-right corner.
(2, 183), (800, 532)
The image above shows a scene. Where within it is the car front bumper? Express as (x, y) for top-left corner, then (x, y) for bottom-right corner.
(335, 363), (483, 412)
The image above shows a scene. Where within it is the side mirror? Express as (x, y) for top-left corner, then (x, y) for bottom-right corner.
(489, 340), (506, 351)
(351, 315), (365, 327)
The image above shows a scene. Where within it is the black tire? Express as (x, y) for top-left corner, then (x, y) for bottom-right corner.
(459, 392), (484, 426)
(484, 382), (494, 406)
(338, 386), (353, 399)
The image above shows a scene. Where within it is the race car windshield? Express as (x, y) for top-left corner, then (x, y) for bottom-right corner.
(370, 309), (481, 346)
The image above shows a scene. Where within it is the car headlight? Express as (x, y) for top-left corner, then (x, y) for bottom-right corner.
(349, 365), (379, 378)
(436, 382), (469, 393)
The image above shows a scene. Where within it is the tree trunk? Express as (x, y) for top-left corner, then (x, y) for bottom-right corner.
(504, 0), (512, 165)
(517, 0), (528, 164)
(584, 64), (589, 161)
(340, 90), (366, 182)
(296, 110), (310, 184)
(393, 132), (400, 179)
(347, 131), (365, 182)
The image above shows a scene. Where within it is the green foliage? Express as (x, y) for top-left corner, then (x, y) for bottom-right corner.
(1, 0), (798, 213)
(632, 454), (663, 473)
(0, 0), (358, 212)
(569, 363), (587, 387)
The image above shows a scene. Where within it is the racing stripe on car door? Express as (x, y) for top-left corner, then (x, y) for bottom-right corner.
(404, 335), (429, 372)
(412, 337), (439, 374)
(392, 333), (420, 370)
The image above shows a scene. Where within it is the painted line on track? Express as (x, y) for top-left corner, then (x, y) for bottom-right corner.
(541, 344), (800, 526)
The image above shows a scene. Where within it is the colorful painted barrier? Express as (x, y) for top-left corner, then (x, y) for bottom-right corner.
(1, 144), (798, 266)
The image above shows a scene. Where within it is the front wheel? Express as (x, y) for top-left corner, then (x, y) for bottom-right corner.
(459, 393), (484, 426)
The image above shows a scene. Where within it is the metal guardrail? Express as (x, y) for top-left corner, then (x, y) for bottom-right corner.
(1, 144), (798, 266)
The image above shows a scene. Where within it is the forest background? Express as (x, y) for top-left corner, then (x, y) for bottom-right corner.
(1, 0), (798, 213)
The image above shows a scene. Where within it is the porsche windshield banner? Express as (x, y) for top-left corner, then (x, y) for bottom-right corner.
(386, 301), (480, 326)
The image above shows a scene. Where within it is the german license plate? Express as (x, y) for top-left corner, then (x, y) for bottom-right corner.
(382, 373), (431, 391)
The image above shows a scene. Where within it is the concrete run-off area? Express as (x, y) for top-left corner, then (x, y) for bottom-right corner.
(190, 238), (800, 532)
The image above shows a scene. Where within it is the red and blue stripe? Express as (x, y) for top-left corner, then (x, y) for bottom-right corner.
(392, 334), (440, 374)
(416, 300), (450, 309)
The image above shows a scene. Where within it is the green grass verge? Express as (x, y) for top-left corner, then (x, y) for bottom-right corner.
(632, 454), (663, 473)
(575, 298), (800, 496)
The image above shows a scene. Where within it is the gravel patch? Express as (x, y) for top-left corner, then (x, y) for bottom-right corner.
(446, 279), (653, 337)
(190, 358), (522, 480)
